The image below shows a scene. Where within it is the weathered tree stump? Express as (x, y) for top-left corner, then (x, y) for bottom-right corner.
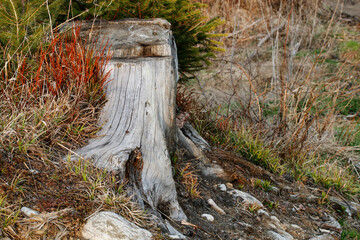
(69, 19), (188, 221)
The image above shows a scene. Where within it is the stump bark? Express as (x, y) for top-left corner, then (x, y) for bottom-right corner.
(70, 19), (190, 221)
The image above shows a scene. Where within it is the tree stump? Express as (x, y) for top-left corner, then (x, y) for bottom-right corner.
(70, 19), (187, 221)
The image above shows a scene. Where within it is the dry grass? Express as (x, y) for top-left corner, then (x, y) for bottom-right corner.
(0, 26), (111, 162)
(189, 0), (360, 196)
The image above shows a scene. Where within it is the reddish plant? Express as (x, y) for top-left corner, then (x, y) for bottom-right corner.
(32, 26), (112, 102)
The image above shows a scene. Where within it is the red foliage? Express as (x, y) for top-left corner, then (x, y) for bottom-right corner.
(17, 25), (112, 101)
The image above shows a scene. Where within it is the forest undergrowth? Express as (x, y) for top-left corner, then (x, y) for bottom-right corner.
(0, 0), (359, 238)
(182, 0), (360, 197)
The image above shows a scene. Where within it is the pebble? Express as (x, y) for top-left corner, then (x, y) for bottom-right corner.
(207, 199), (226, 215)
(201, 214), (214, 222)
(238, 221), (252, 228)
(267, 230), (294, 240)
(321, 216), (342, 233)
(226, 183), (234, 189)
(20, 207), (39, 217)
(219, 184), (227, 192)
(258, 209), (269, 217)
(290, 224), (302, 230)
(227, 189), (264, 208)
(309, 234), (338, 240)
(168, 235), (185, 239)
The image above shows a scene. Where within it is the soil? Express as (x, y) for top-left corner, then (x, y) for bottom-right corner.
(173, 149), (360, 240)
(324, 0), (360, 20)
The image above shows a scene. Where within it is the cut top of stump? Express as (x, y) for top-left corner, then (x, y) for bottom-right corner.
(65, 19), (173, 58)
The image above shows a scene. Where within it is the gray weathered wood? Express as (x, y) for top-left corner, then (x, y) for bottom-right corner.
(69, 19), (186, 221)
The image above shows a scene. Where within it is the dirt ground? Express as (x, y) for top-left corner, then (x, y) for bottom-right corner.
(324, 0), (360, 19)
(173, 149), (359, 240)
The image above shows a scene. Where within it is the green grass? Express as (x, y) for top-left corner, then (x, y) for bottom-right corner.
(339, 219), (360, 240)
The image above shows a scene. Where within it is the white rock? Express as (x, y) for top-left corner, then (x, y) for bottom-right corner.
(267, 230), (294, 240)
(258, 209), (269, 217)
(219, 184), (227, 192)
(226, 183), (233, 189)
(20, 207), (39, 217)
(270, 216), (281, 227)
(319, 229), (331, 234)
(268, 223), (277, 229)
(168, 235), (185, 239)
(238, 221), (252, 228)
(82, 211), (152, 240)
(309, 234), (338, 240)
(29, 169), (39, 174)
(201, 214), (214, 222)
(290, 224), (302, 230)
(322, 216), (342, 232)
(207, 199), (226, 215)
(227, 190), (263, 208)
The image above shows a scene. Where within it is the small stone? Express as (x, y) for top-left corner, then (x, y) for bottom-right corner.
(29, 169), (39, 174)
(226, 183), (234, 189)
(267, 230), (294, 240)
(319, 229), (331, 234)
(309, 234), (338, 240)
(269, 223), (277, 229)
(258, 209), (269, 217)
(168, 235), (186, 239)
(227, 190), (264, 208)
(290, 224), (302, 230)
(321, 216), (342, 233)
(201, 164), (230, 180)
(207, 199), (226, 215)
(238, 221), (252, 228)
(289, 194), (298, 199)
(270, 216), (282, 228)
(201, 214), (214, 222)
(21, 207), (39, 217)
(219, 184), (227, 192)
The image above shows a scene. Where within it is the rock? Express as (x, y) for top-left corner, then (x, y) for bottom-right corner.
(219, 184), (227, 192)
(168, 235), (185, 239)
(81, 211), (152, 240)
(228, 189), (264, 208)
(321, 216), (342, 233)
(267, 230), (294, 240)
(207, 199), (226, 215)
(201, 214), (215, 222)
(309, 234), (338, 240)
(286, 224), (305, 239)
(226, 183), (234, 189)
(238, 221), (252, 228)
(21, 207), (39, 217)
(258, 209), (269, 217)
(290, 224), (302, 230)
(29, 169), (39, 174)
(201, 164), (230, 180)
(319, 229), (331, 234)
(270, 216), (282, 229)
